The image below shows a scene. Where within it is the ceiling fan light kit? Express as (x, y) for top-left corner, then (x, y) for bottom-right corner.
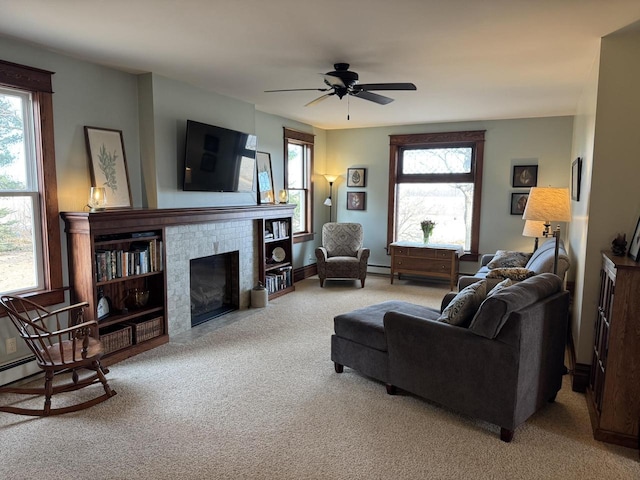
(265, 63), (416, 113)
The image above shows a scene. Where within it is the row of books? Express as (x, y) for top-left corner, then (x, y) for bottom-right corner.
(265, 265), (293, 294)
(265, 220), (289, 240)
(95, 240), (163, 282)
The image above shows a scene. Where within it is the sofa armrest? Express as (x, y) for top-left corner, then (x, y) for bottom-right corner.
(383, 311), (520, 426)
(481, 254), (495, 267)
(441, 292), (457, 312)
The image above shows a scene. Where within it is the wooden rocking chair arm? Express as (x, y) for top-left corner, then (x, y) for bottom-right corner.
(43, 302), (90, 318)
(22, 320), (98, 339)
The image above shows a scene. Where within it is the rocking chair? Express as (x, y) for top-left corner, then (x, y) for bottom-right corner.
(0, 295), (116, 416)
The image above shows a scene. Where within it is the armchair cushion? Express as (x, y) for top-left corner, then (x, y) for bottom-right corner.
(487, 250), (532, 269)
(438, 280), (487, 327)
(486, 267), (536, 281)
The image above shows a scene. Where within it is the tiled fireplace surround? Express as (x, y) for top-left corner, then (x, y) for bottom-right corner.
(165, 220), (255, 336)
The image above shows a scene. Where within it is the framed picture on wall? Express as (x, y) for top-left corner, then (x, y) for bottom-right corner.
(510, 192), (529, 215)
(512, 165), (538, 188)
(84, 126), (132, 208)
(347, 168), (366, 187)
(628, 217), (640, 262)
(347, 191), (366, 211)
(571, 157), (582, 201)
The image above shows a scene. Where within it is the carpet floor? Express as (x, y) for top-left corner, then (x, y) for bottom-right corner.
(1, 274), (638, 479)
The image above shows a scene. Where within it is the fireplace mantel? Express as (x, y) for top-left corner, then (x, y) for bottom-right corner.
(63, 204), (296, 235)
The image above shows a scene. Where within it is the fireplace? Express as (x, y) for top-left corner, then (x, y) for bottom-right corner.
(189, 251), (240, 327)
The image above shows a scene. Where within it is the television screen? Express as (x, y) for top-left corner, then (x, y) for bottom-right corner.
(183, 120), (257, 192)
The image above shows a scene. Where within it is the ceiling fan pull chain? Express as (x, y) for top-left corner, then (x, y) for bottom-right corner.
(347, 95), (350, 120)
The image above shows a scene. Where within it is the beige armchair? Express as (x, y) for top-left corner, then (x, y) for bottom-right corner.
(315, 223), (370, 287)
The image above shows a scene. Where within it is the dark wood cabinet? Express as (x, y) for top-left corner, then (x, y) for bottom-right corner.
(586, 251), (640, 449)
(389, 242), (460, 290)
(61, 212), (169, 365)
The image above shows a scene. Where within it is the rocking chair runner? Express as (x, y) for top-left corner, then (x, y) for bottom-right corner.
(0, 295), (116, 416)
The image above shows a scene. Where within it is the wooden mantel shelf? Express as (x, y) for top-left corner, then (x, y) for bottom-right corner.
(62, 204), (296, 235)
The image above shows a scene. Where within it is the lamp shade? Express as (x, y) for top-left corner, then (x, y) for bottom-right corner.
(522, 187), (571, 222)
(522, 220), (547, 238)
(323, 197), (332, 207)
(323, 174), (338, 183)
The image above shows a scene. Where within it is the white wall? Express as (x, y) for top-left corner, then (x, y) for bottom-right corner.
(571, 23), (640, 364)
(325, 117), (574, 273)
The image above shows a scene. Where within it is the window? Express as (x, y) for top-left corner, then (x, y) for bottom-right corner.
(0, 60), (63, 305)
(387, 131), (485, 260)
(284, 128), (314, 243)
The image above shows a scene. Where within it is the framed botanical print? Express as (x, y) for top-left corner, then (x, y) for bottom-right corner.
(512, 165), (538, 188)
(84, 126), (132, 208)
(510, 192), (529, 215)
(347, 191), (366, 210)
(347, 168), (366, 187)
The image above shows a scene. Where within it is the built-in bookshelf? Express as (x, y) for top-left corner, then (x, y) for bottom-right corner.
(258, 215), (295, 299)
(61, 212), (169, 365)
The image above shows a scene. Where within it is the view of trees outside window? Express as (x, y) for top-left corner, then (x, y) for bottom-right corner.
(396, 147), (474, 249)
(287, 142), (306, 234)
(0, 90), (41, 294)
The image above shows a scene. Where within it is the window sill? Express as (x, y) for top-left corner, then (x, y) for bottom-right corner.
(293, 232), (315, 244)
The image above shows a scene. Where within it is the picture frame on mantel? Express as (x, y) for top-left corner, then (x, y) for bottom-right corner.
(256, 151), (275, 204)
(84, 126), (132, 209)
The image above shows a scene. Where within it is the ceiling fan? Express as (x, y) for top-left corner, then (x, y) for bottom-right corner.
(265, 63), (417, 107)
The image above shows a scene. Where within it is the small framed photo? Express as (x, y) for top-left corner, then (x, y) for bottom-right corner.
(571, 157), (582, 201)
(256, 151), (275, 204)
(628, 217), (640, 262)
(347, 168), (366, 187)
(347, 191), (366, 211)
(85, 126), (132, 208)
(510, 192), (529, 215)
(512, 165), (538, 188)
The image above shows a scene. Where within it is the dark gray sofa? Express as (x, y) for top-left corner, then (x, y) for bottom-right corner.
(331, 273), (570, 442)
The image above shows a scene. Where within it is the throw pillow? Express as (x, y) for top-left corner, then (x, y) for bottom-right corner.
(486, 267), (536, 281)
(438, 280), (487, 327)
(486, 278), (513, 297)
(487, 250), (532, 269)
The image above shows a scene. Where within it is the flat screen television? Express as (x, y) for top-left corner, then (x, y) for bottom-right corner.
(183, 120), (257, 192)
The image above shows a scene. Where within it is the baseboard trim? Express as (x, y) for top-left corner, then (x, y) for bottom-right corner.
(567, 325), (590, 392)
(294, 263), (317, 282)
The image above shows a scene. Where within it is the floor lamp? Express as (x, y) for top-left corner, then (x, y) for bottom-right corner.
(522, 187), (571, 275)
(522, 220), (547, 252)
(323, 174), (338, 222)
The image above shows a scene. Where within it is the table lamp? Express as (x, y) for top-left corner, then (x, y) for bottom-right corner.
(522, 220), (547, 252)
(522, 187), (571, 275)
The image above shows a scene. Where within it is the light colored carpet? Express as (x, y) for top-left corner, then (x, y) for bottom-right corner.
(1, 275), (638, 479)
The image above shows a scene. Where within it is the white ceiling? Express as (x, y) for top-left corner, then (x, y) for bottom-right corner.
(1, 1), (640, 130)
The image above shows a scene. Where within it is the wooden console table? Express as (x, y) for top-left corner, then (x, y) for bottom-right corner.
(389, 242), (462, 290)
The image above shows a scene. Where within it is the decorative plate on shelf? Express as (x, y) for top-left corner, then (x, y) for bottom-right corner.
(272, 247), (286, 262)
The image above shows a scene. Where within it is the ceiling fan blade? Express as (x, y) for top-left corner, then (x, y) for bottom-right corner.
(322, 73), (346, 88)
(265, 88), (330, 92)
(354, 83), (417, 91)
(350, 90), (394, 105)
(305, 92), (335, 107)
